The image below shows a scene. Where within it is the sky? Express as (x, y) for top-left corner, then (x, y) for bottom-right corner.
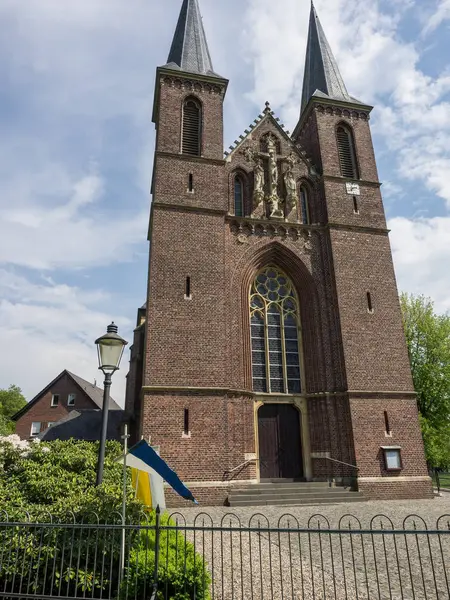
(0, 0), (449, 405)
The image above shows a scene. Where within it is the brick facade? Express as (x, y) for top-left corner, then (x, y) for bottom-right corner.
(129, 7), (432, 507)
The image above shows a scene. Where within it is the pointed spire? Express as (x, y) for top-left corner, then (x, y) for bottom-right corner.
(301, 4), (361, 113)
(165, 0), (219, 77)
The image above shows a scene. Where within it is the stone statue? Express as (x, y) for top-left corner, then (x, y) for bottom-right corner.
(267, 138), (278, 192)
(254, 158), (264, 194)
(284, 166), (297, 213)
(253, 158), (265, 210)
(268, 194), (283, 219)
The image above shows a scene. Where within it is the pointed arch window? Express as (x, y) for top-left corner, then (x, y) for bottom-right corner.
(250, 266), (302, 394)
(299, 185), (310, 225)
(182, 97), (202, 156)
(234, 176), (244, 217)
(336, 124), (358, 179)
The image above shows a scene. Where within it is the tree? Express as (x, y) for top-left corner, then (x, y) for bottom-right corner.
(0, 384), (26, 436)
(0, 384), (26, 417)
(400, 293), (450, 468)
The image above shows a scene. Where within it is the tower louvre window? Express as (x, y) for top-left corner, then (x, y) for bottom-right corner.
(336, 125), (359, 179)
(234, 176), (244, 217)
(300, 185), (310, 224)
(250, 266), (303, 394)
(182, 98), (201, 156)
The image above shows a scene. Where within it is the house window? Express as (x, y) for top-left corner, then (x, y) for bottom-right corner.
(234, 176), (244, 217)
(51, 394), (59, 407)
(300, 185), (310, 224)
(68, 393), (76, 407)
(250, 266), (302, 394)
(336, 124), (359, 179)
(30, 422), (41, 437)
(382, 447), (402, 472)
(182, 97), (201, 156)
(47, 422), (55, 428)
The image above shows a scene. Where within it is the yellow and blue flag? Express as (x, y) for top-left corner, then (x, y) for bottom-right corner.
(124, 440), (197, 504)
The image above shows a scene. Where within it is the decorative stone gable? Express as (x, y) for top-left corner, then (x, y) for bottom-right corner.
(226, 105), (314, 223)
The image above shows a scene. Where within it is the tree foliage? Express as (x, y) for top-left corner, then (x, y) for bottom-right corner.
(400, 293), (450, 468)
(0, 385), (26, 435)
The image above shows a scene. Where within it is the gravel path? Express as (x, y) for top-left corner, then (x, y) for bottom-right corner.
(167, 496), (450, 599)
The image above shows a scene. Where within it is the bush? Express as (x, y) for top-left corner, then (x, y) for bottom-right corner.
(0, 436), (210, 599)
(123, 512), (211, 600)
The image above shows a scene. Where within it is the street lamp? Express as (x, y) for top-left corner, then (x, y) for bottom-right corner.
(95, 322), (128, 486)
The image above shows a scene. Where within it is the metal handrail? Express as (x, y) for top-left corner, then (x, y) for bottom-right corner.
(223, 458), (257, 481)
(322, 456), (360, 471)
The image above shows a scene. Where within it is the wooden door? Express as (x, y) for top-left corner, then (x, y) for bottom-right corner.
(258, 404), (280, 478)
(278, 404), (303, 479)
(258, 404), (303, 480)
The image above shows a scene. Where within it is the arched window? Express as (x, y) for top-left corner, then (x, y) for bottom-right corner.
(234, 176), (244, 217)
(250, 266), (302, 394)
(182, 97), (201, 156)
(299, 185), (310, 225)
(336, 124), (358, 179)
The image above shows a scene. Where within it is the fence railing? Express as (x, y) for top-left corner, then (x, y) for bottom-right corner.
(1, 510), (450, 600)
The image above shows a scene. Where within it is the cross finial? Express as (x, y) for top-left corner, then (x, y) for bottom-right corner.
(264, 101), (271, 113)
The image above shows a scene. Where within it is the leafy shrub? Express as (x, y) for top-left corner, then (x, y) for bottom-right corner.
(0, 436), (210, 599)
(123, 512), (211, 600)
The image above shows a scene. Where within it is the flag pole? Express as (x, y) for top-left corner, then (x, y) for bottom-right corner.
(120, 423), (129, 584)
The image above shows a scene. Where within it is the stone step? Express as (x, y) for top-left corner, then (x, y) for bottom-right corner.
(230, 482), (332, 493)
(230, 493), (366, 507)
(229, 486), (352, 497)
(229, 491), (362, 502)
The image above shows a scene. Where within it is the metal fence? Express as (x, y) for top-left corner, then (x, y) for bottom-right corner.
(1, 510), (450, 600)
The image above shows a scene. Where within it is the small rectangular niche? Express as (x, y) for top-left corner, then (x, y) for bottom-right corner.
(367, 291), (374, 314)
(184, 276), (192, 300)
(353, 196), (359, 214)
(187, 173), (194, 193)
(384, 411), (392, 437)
(182, 408), (191, 438)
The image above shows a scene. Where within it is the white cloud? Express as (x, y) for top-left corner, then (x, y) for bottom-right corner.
(0, 269), (130, 404)
(0, 168), (147, 270)
(422, 0), (450, 35)
(389, 216), (450, 313)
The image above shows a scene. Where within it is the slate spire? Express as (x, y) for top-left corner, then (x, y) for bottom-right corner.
(166, 0), (217, 77)
(301, 3), (360, 113)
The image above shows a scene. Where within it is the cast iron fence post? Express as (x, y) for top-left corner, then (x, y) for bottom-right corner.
(150, 505), (161, 600)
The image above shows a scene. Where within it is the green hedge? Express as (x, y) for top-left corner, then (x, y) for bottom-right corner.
(0, 436), (210, 599)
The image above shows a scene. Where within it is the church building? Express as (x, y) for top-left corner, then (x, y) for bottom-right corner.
(125, 0), (432, 506)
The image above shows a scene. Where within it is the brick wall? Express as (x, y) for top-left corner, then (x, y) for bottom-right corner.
(141, 393), (255, 483)
(350, 396), (429, 478)
(135, 67), (431, 504)
(15, 373), (97, 439)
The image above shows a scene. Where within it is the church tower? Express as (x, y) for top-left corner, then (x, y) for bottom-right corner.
(133, 0), (432, 505)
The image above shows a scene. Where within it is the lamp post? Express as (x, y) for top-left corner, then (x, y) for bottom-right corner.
(95, 322), (128, 486)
